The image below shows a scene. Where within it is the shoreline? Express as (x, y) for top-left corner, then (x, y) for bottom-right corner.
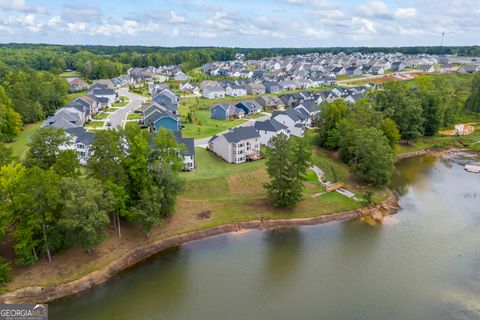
(395, 146), (469, 161)
(0, 195), (398, 304)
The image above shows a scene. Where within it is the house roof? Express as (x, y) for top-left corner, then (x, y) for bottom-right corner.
(173, 132), (195, 157)
(223, 126), (260, 143)
(66, 127), (96, 145)
(254, 119), (287, 132)
(297, 101), (320, 113)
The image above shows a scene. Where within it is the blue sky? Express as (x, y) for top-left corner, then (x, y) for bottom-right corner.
(0, 0), (478, 47)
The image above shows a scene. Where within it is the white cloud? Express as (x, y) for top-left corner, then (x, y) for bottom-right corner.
(394, 8), (417, 18)
(67, 22), (88, 32)
(0, 0), (27, 10)
(47, 16), (61, 27)
(169, 11), (186, 23)
(304, 27), (331, 39)
(356, 0), (390, 17)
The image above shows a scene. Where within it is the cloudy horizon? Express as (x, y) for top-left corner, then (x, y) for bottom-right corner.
(0, 0), (479, 48)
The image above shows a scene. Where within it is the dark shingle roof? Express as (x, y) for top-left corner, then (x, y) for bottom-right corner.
(254, 119), (287, 132)
(223, 126), (260, 143)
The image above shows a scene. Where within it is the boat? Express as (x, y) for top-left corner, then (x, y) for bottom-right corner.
(465, 162), (480, 173)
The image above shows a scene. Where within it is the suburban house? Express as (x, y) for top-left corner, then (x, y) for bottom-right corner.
(420, 65), (435, 73)
(245, 83), (266, 95)
(295, 101), (321, 118)
(143, 108), (182, 132)
(345, 66), (362, 76)
(88, 83), (117, 104)
(63, 127), (96, 165)
(225, 84), (247, 97)
(255, 95), (285, 111)
(44, 109), (84, 129)
(391, 61), (405, 72)
(179, 82), (200, 95)
(208, 126), (261, 164)
(68, 79), (88, 93)
(173, 71), (190, 81)
(235, 100), (263, 115)
(272, 108), (308, 137)
(174, 132), (195, 171)
(210, 103), (245, 120)
(203, 85), (226, 99)
(263, 81), (282, 93)
(253, 119), (289, 145)
(278, 80), (298, 91)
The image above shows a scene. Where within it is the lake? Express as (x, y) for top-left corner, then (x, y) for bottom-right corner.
(50, 152), (480, 320)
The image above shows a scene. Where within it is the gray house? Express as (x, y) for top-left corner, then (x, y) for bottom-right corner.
(208, 126), (261, 164)
(210, 103), (245, 120)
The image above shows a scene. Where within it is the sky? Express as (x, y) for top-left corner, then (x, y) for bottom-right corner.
(0, 0), (479, 47)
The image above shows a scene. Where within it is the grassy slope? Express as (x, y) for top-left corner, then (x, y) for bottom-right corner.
(3, 131), (377, 292)
(5, 122), (43, 159)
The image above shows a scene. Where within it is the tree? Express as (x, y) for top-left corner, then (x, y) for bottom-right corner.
(51, 150), (81, 177)
(466, 72), (480, 113)
(88, 129), (125, 183)
(0, 163), (26, 237)
(372, 81), (424, 141)
(122, 124), (152, 202)
(337, 102), (399, 162)
(58, 178), (110, 253)
(0, 143), (13, 166)
(0, 257), (11, 286)
(0, 85), (22, 142)
(150, 128), (185, 171)
(315, 100), (349, 149)
(13, 167), (61, 264)
(264, 134), (311, 208)
(25, 127), (70, 169)
(347, 128), (394, 186)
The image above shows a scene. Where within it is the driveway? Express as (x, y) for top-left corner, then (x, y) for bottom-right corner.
(108, 88), (147, 129)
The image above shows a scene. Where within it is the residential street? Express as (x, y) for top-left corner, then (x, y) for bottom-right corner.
(108, 87), (146, 129)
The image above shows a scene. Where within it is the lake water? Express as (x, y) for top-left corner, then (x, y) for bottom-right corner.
(50, 153), (480, 320)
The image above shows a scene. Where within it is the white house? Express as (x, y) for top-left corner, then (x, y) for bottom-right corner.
(272, 109), (308, 137)
(208, 126), (261, 164)
(61, 127), (96, 165)
(253, 119), (289, 145)
(225, 85), (247, 97)
(203, 85), (225, 99)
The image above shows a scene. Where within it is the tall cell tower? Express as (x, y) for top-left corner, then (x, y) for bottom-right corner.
(441, 32), (445, 47)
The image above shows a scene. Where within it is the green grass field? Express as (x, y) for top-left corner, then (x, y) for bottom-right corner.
(5, 122), (43, 159)
(60, 71), (81, 78)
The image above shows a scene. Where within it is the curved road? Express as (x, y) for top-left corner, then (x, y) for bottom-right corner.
(109, 88), (147, 129)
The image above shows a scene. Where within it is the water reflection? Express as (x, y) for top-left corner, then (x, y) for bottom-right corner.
(50, 153), (480, 320)
(392, 155), (438, 196)
(50, 246), (189, 320)
(263, 228), (303, 285)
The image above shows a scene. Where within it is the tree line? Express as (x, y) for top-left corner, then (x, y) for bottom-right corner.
(1, 44), (480, 80)
(0, 125), (185, 284)
(0, 63), (68, 138)
(315, 75), (477, 186)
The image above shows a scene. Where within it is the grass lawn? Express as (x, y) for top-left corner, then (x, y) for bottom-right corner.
(127, 113), (141, 120)
(60, 71), (81, 78)
(93, 112), (110, 120)
(180, 108), (246, 139)
(112, 96), (130, 107)
(66, 90), (87, 103)
(179, 146), (363, 225)
(5, 122), (43, 159)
